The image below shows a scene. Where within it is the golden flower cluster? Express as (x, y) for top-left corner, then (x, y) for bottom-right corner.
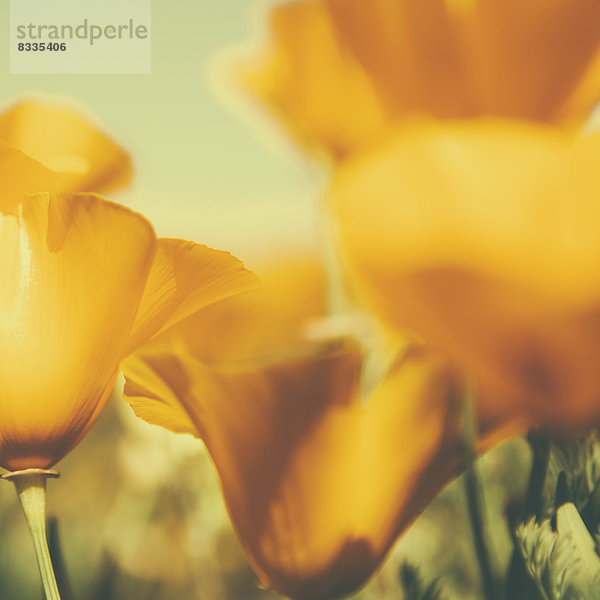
(3, 1), (600, 599)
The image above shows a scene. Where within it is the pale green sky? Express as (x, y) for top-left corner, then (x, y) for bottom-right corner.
(1, 0), (323, 268)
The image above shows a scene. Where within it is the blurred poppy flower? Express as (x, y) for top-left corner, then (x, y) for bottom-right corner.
(0, 190), (257, 471)
(124, 339), (464, 600)
(331, 118), (600, 429)
(0, 98), (132, 210)
(121, 253), (523, 599)
(240, 0), (600, 159)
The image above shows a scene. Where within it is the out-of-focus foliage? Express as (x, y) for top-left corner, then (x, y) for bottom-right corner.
(516, 502), (600, 600)
(516, 515), (577, 600)
(399, 563), (445, 600)
(546, 434), (600, 514)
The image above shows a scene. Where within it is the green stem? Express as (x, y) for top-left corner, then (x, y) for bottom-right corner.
(504, 430), (550, 600)
(465, 462), (499, 600)
(524, 431), (551, 519)
(462, 387), (500, 600)
(3, 469), (61, 600)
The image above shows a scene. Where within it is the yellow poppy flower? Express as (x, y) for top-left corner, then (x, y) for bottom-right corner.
(0, 190), (258, 471)
(121, 253), (522, 599)
(0, 99), (133, 211)
(331, 118), (600, 428)
(240, 0), (600, 158)
(124, 340), (464, 600)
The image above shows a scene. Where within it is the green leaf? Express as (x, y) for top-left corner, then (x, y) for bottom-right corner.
(548, 433), (600, 511)
(556, 503), (600, 598)
(516, 514), (578, 600)
(516, 503), (600, 600)
(399, 562), (446, 600)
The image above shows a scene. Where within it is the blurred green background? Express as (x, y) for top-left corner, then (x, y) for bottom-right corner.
(0, 1), (532, 598)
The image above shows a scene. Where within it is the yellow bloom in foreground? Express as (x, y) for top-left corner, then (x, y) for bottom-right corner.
(124, 341), (463, 600)
(122, 255), (521, 599)
(332, 119), (600, 428)
(0, 192), (257, 470)
(0, 99), (132, 210)
(241, 0), (600, 158)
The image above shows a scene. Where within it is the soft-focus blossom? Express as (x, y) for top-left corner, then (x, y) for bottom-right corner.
(332, 118), (600, 428)
(121, 254), (523, 599)
(0, 99), (132, 210)
(0, 188), (257, 470)
(123, 340), (463, 600)
(240, 0), (600, 159)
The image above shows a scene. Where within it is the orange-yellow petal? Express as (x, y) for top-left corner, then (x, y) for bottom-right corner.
(127, 238), (259, 351)
(0, 193), (156, 469)
(238, 0), (388, 159)
(325, 0), (481, 119)
(332, 119), (600, 427)
(0, 142), (65, 213)
(240, 0), (600, 158)
(0, 99), (133, 202)
(327, 0), (600, 124)
(123, 341), (463, 599)
(157, 254), (327, 361)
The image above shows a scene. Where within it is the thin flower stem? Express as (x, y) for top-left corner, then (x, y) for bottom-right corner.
(504, 430), (551, 600)
(462, 387), (500, 600)
(465, 463), (499, 600)
(2, 469), (61, 600)
(524, 431), (551, 519)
